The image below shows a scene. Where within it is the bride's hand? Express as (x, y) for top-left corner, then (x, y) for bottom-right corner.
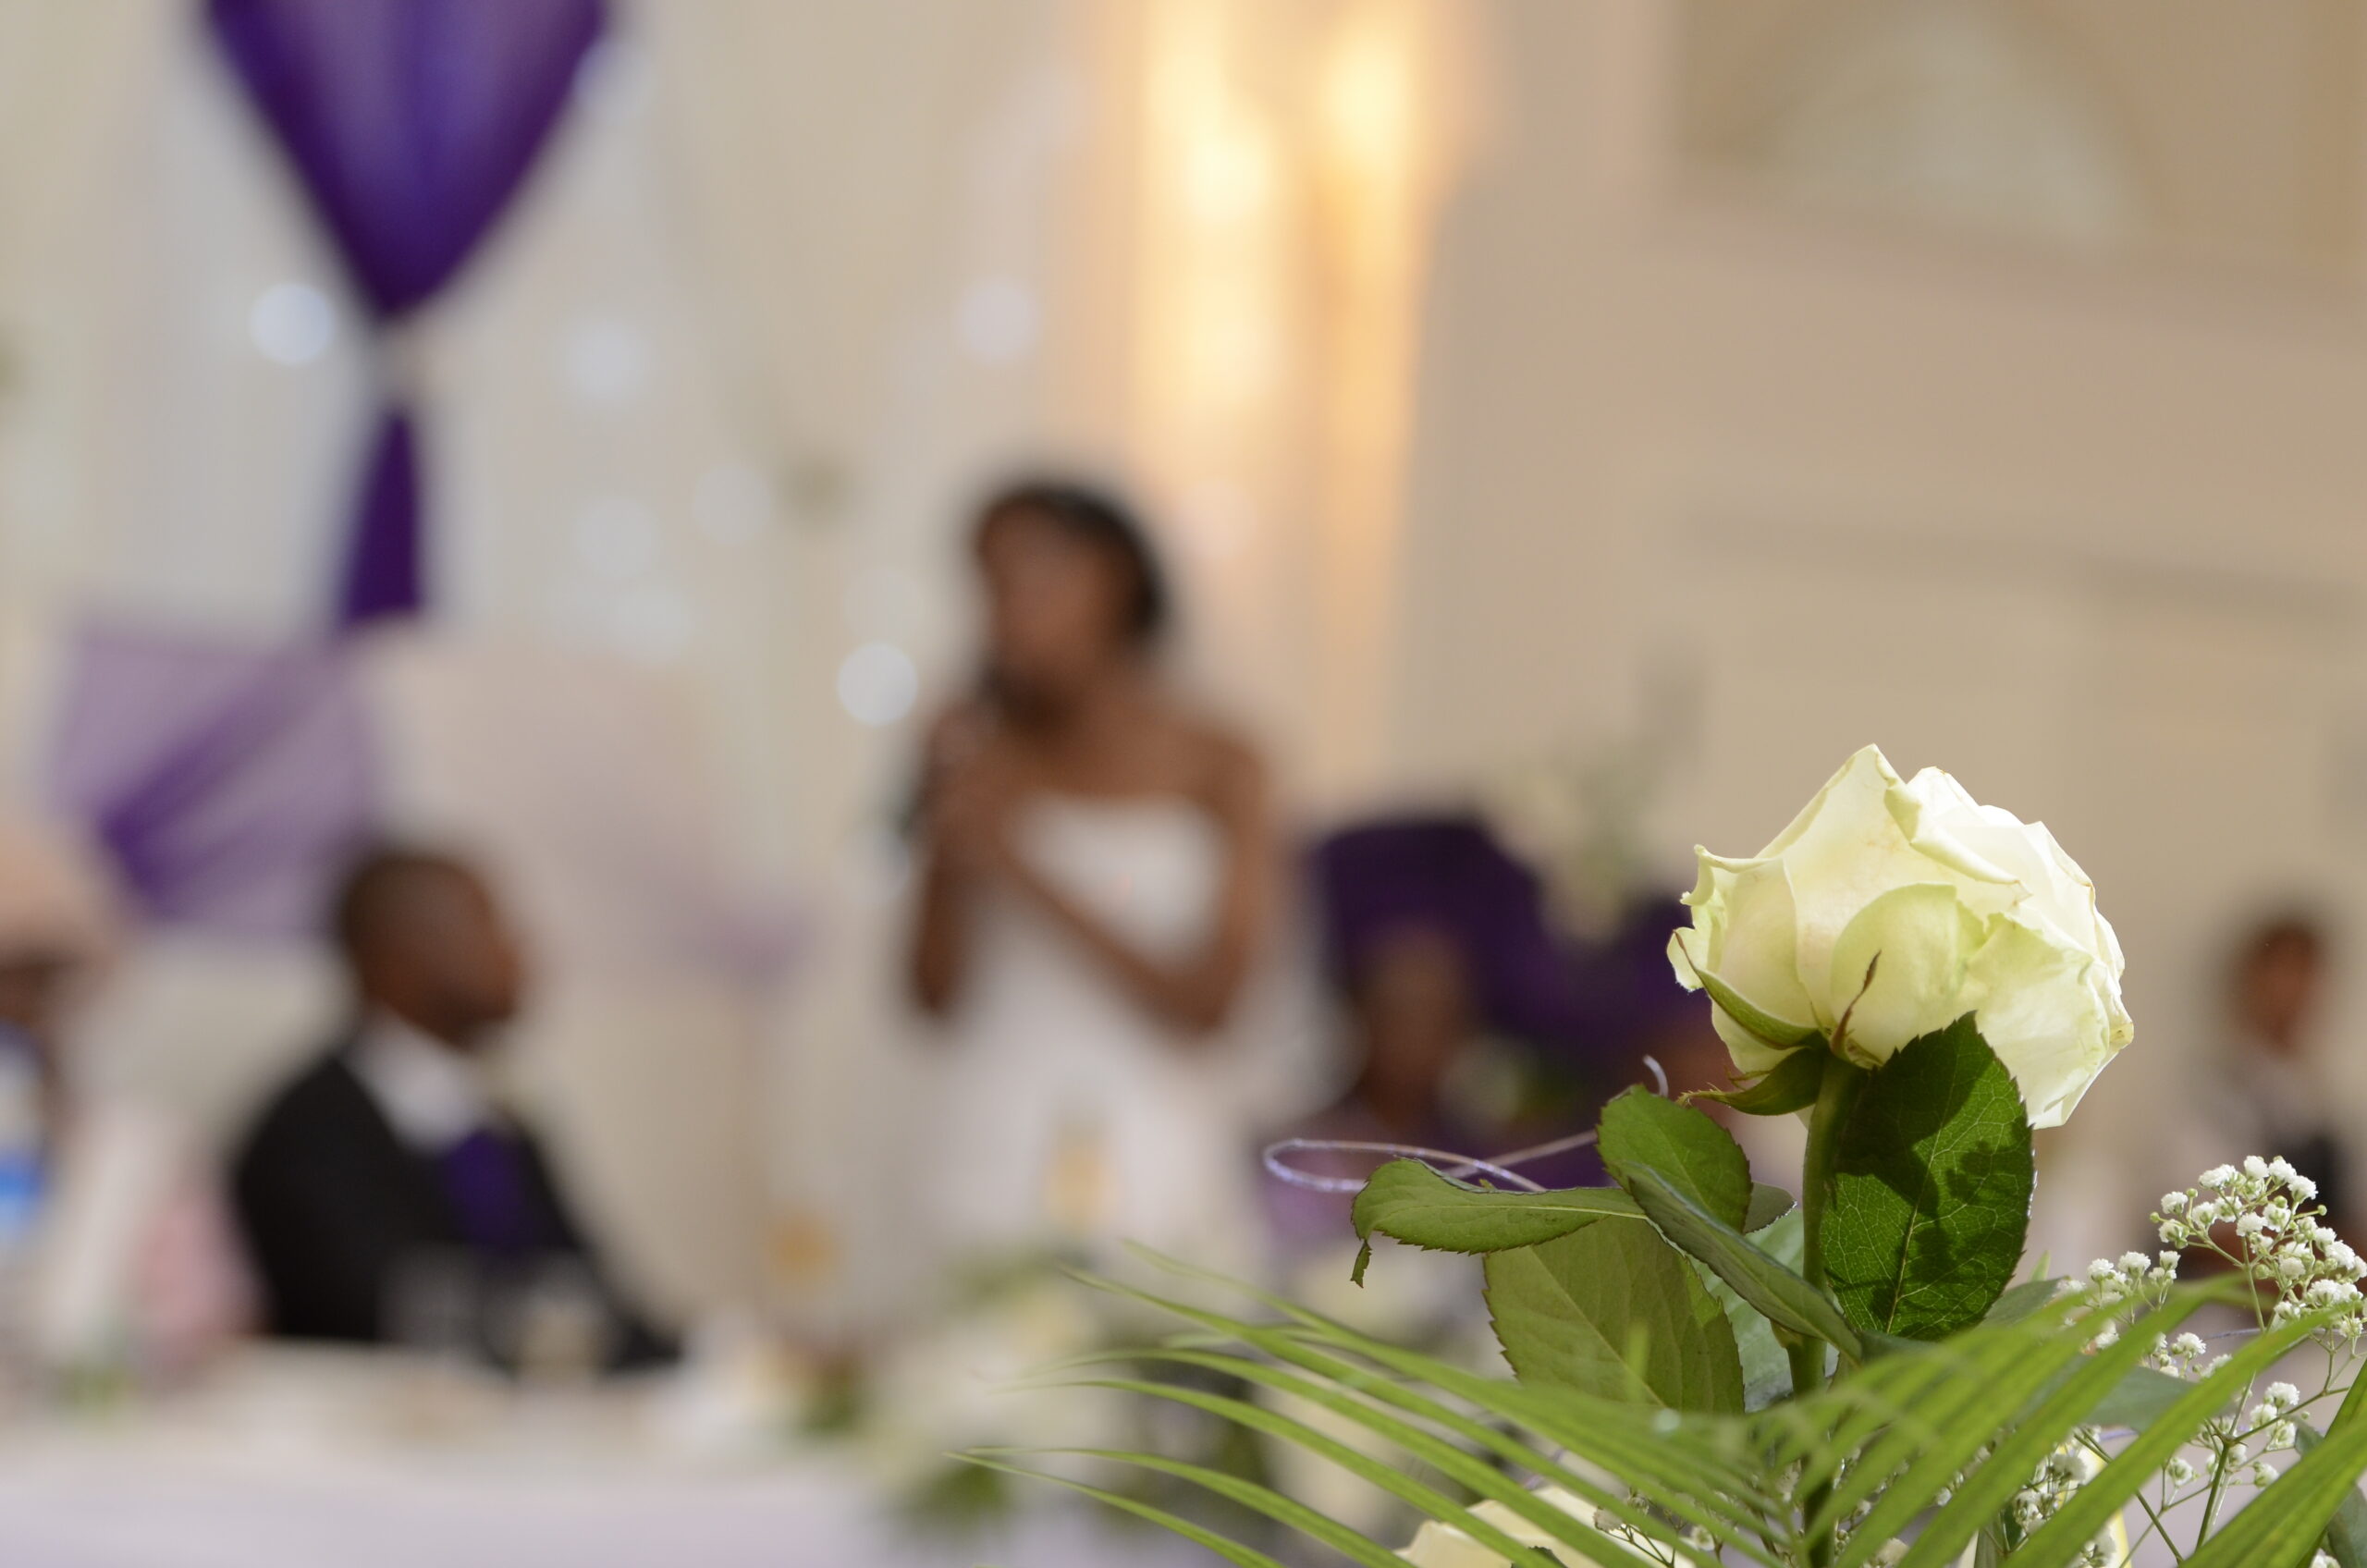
(925, 727), (1024, 879)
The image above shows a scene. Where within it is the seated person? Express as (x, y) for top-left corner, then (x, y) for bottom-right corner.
(0, 814), (251, 1377)
(0, 816), (106, 1168)
(232, 846), (669, 1370)
(2186, 911), (2352, 1239)
(1269, 817), (1601, 1250)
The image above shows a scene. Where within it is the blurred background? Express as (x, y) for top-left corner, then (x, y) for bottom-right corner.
(1, 0), (2363, 1562)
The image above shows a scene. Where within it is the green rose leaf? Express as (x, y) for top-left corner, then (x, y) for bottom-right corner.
(1746, 1182), (1796, 1232)
(1687, 1045), (1829, 1117)
(1983, 1276), (2065, 1325)
(1694, 1204), (1802, 1408)
(1348, 1158), (1643, 1283)
(1622, 1166), (1863, 1359)
(1598, 1087), (1753, 1231)
(1821, 1014), (2035, 1341)
(1484, 1217), (1745, 1413)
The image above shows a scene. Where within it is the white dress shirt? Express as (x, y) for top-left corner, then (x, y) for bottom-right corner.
(348, 1013), (500, 1157)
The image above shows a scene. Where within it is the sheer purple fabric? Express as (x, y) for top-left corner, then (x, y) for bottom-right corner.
(207, 0), (607, 626)
(47, 626), (376, 936)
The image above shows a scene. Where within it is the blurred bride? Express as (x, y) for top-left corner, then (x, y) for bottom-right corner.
(908, 479), (1312, 1268)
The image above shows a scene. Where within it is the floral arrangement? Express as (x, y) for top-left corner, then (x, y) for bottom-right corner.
(979, 746), (2367, 1566)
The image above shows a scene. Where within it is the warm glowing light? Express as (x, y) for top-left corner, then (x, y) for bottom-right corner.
(1122, 0), (1471, 798)
(1136, 0), (1291, 435)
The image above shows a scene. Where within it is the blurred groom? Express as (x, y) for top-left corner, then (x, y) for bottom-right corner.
(232, 846), (670, 1370)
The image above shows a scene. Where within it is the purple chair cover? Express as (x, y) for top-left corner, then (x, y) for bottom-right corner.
(1562, 894), (1702, 1065)
(207, 0), (607, 627)
(46, 626), (377, 937)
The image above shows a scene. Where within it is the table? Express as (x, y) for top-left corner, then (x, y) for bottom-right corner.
(0, 1350), (1223, 1568)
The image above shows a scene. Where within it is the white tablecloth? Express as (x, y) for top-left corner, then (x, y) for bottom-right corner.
(0, 1352), (1222, 1568)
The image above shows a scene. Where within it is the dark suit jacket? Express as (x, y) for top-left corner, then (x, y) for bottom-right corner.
(231, 1043), (672, 1370)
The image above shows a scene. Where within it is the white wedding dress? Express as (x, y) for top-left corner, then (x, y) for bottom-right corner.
(926, 793), (1319, 1269)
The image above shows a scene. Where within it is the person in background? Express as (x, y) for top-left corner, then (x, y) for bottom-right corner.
(907, 478), (1304, 1267)
(1269, 818), (1599, 1250)
(2211, 912), (2349, 1235)
(0, 814), (250, 1378)
(232, 847), (669, 1371)
(0, 818), (111, 1163)
(1566, 893), (1810, 1188)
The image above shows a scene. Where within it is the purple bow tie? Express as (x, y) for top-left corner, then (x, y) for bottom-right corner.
(435, 1127), (550, 1257)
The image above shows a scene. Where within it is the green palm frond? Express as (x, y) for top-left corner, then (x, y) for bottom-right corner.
(969, 1258), (2367, 1568)
(1118, 1253), (1782, 1512)
(1053, 1269), (1771, 1551)
(960, 1453), (1306, 1568)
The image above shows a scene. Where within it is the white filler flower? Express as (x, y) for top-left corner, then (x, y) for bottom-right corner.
(1668, 744), (2130, 1128)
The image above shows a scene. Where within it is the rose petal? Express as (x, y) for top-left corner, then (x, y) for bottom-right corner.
(1966, 915), (2130, 1129)
(1824, 882), (1984, 1063)
(1671, 855), (1821, 1040)
(1759, 750), (2010, 1011)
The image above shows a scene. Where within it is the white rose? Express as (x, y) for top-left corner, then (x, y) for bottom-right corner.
(1666, 744), (2130, 1128)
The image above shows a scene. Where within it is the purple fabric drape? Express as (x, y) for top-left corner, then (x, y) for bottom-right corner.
(207, 0), (607, 628)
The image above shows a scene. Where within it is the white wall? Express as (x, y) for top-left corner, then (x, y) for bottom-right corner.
(1393, 0), (2367, 1261)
